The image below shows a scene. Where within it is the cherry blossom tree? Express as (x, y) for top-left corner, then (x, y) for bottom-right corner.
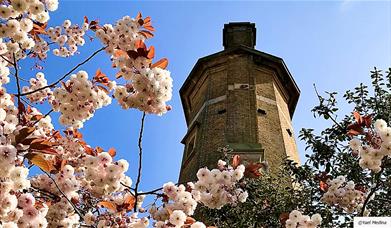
(0, 1), (252, 227)
(199, 68), (391, 227)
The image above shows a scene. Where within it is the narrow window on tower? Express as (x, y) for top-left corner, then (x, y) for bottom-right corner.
(257, 108), (267, 115)
(286, 129), (293, 137)
(217, 109), (226, 114)
(186, 135), (196, 158)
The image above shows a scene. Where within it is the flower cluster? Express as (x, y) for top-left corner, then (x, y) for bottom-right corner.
(193, 162), (247, 208)
(50, 70), (112, 128)
(84, 193), (149, 228)
(95, 16), (145, 55)
(31, 165), (81, 227)
(350, 119), (391, 172)
(56, 136), (84, 161)
(0, 0), (58, 62)
(27, 107), (54, 137)
(82, 152), (131, 196)
(95, 16), (173, 115)
(321, 176), (365, 213)
(45, 197), (79, 227)
(0, 87), (18, 135)
(113, 67), (173, 115)
(15, 193), (49, 228)
(48, 19), (88, 57)
(0, 52), (10, 87)
(31, 39), (51, 60)
(150, 160), (247, 227)
(23, 72), (54, 103)
(0, 143), (50, 227)
(285, 210), (322, 228)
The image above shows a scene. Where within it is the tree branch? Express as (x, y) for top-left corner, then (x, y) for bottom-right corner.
(12, 54), (22, 123)
(42, 169), (83, 218)
(19, 46), (106, 97)
(360, 167), (384, 216)
(313, 84), (345, 131)
(134, 112), (146, 212)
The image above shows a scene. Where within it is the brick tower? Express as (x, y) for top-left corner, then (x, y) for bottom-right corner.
(179, 22), (300, 182)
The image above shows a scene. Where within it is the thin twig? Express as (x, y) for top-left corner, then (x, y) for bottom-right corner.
(12, 54), (22, 122)
(42, 169), (83, 218)
(20, 97), (35, 108)
(0, 54), (13, 65)
(313, 84), (345, 131)
(20, 46), (106, 97)
(134, 112), (146, 212)
(30, 186), (60, 200)
(33, 109), (54, 126)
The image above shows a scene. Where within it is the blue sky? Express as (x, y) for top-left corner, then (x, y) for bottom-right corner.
(21, 0), (391, 195)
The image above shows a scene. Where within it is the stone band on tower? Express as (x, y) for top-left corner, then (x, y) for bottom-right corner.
(179, 22), (300, 182)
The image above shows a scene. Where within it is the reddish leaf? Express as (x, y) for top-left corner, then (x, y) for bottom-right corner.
(143, 25), (155, 32)
(95, 146), (104, 153)
(89, 20), (100, 31)
(144, 16), (151, 24)
(29, 22), (47, 38)
(60, 159), (67, 170)
(114, 49), (128, 58)
(362, 115), (372, 128)
(319, 180), (328, 192)
(18, 101), (26, 115)
(185, 217), (196, 225)
(27, 105), (33, 113)
(26, 153), (55, 173)
(15, 127), (36, 144)
(71, 197), (79, 205)
(136, 12), (142, 21)
(84, 145), (95, 156)
(353, 111), (362, 124)
(151, 58), (168, 69)
(244, 162), (263, 178)
(83, 16), (89, 24)
(135, 40), (146, 49)
(347, 123), (364, 136)
(139, 30), (154, 39)
(124, 194), (135, 211)
(97, 201), (117, 213)
(279, 212), (290, 226)
(94, 68), (106, 79)
(232, 155), (241, 168)
(108, 148), (116, 157)
(31, 114), (43, 122)
(347, 123), (363, 136)
(21, 137), (39, 145)
(127, 47), (149, 60)
(147, 46), (155, 59)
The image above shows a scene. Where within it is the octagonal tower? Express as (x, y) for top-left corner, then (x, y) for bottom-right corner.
(179, 22), (300, 182)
